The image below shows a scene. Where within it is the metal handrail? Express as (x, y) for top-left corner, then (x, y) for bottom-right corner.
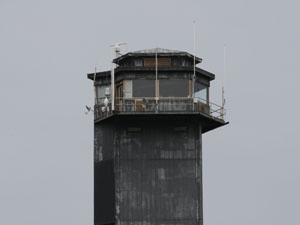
(94, 97), (225, 120)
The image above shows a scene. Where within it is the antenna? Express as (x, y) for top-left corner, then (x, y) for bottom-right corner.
(111, 62), (115, 111)
(155, 51), (158, 99)
(94, 66), (98, 106)
(193, 20), (196, 99)
(222, 45), (226, 120)
(109, 42), (127, 57)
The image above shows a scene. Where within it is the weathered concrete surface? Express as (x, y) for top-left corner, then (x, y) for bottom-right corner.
(94, 117), (203, 225)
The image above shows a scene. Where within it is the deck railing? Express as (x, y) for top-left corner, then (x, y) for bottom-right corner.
(94, 97), (225, 121)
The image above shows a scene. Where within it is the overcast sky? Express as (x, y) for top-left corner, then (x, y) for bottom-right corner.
(1, 1), (299, 225)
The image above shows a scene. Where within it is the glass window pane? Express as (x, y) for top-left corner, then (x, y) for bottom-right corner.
(194, 83), (207, 104)
(132, 80), (155, 97)
(97, 85), (110, 104)
(125, 80), (132, 98)
(159, 80), (189, 97)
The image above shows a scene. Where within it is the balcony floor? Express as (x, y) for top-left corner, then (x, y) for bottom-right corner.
(94, 111), (228, 134)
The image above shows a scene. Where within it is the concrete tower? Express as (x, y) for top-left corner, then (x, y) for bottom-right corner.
(87, 48), (227, 225)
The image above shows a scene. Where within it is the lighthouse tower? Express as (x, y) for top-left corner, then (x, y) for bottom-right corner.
(87, 48), (227, 225)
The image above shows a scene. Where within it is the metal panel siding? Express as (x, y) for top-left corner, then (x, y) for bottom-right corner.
(115, 120), (202, 225)
(94, 123), (118, 225)
(94, 160), (115, 224)
(118, 160), (198, 220)
(94, 118), (203, 225)
(118, 125), (197, 160)
(94, 123), (116, 161)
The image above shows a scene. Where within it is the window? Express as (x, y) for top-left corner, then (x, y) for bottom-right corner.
(97, 85), (110, 104)
(132, 80), (155, 97)
(159, 80), (189, 97)
(124, 80), (132, 98)
(125, 79), (191, 98)
(194, 83), (208, 104)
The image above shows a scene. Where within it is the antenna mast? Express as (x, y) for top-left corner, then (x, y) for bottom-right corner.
(94, 66), (98, 107)
(222, 45), (226, 120)
(193, 21), (196, 98)
(156, 51), (158, 98)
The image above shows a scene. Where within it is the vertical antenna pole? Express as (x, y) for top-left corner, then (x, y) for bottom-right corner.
(193, 21), (196, 99)
(111, 62), (115, 111)
(94, 66), (99, 117)
(94, 66), (98, 106)
(156, 52), (158, 99)
(222, 45), (226, 120)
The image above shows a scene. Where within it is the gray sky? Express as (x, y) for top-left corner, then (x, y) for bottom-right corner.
(1, 0), (299, 225)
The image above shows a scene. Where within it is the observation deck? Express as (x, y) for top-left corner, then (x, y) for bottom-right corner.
(93, 96), (226, 133)
(88, 48), (228, 133)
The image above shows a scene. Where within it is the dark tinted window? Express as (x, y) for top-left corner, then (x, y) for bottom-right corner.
(159, 80), (189, 97)
(132, 80), (155, 97)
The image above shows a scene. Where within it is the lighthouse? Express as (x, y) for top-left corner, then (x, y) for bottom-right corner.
(87, 48), (227, 225)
